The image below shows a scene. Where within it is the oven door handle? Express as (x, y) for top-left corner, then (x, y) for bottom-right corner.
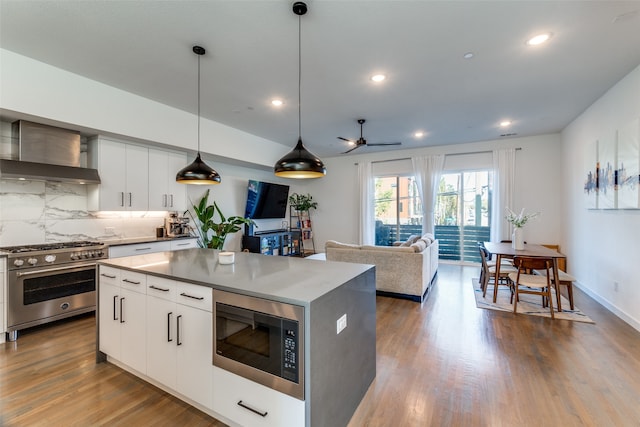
(15, 263), (97, 277)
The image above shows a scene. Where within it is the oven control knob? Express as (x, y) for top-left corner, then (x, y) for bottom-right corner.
(45, 254), (56, 263)
(27, 258), (38, 266)
(13, 259), (25, 267)
(70, 253), (78, 260)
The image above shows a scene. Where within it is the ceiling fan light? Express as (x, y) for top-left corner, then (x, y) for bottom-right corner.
(176, 152), (221, 184)
(274, 138), (326, 178)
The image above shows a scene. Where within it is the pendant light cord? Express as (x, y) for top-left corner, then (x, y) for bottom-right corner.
(197, 53), (201, 154)
(298, 13), (302, 140)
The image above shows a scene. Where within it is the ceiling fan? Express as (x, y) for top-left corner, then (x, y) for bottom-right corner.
(338, 119), (402, 154)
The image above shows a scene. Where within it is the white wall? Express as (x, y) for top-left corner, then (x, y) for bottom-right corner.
(0, 49), (289, 168)
(562, 64), (640, 331)
(183, 161), (307, 251)
(309, 133), (563, 251)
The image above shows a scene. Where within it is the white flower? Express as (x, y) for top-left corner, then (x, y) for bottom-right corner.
(505, 207), (539, 228)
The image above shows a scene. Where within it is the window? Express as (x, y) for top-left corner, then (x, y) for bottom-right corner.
(435, 171), (492, 261)
(374, 176), (422, 246)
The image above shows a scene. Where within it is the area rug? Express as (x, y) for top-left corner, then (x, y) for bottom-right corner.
(472, 279), (594, 323)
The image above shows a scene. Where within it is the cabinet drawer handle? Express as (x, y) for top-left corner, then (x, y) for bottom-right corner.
(180, 292), (204, 301)
(134, 247), (152, 252)
(176, 315), (182, 346)
(167, 312), (173, 342)
(101, 273), (117, 279)
(113, 295), (119, 321)
(237, 401), (268, 418)
(128, 192), (132, 207)
(119, 297), (125, 323)
(123, 279), (141, 284)
(163, 194), (167, 207)
(169, 194), (174, 207)
(149, 285), (170, 292)
(176, 243), (190, 247)
(120, 192), (125, 207)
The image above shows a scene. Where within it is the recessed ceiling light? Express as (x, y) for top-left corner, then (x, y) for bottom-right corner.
(526, 33), (552, 46)
(500, 120), (512, 127)
(463, 52), (474, 59)
(371, 74), (386, 82)
(414, 131), (425, 138)
(271, 99), (284, 107)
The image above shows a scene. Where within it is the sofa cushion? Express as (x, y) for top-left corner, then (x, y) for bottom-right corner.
(421, 233), (435, 245)
(361, 245), (416, 253)
(325, 240), (362, 250)
(410, 239), (427, 253)
(400, 234), (420, 247)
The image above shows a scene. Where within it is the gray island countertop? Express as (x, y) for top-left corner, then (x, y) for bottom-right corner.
(98, 248), (373, 305)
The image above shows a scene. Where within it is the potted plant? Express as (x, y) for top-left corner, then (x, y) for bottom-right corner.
(190, 189), (254, 250)
(288, 193), (318, 212)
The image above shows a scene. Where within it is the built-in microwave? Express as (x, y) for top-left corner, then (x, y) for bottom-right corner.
(213, 289), (305, 400)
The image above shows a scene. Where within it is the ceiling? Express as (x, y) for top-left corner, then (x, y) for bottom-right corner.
(1, 1), (640, 158)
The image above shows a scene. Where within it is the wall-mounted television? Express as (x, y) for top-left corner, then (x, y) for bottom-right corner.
(244, 180), (290, 219)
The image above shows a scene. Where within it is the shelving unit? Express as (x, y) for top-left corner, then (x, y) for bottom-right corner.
(290, 207), (315, 256)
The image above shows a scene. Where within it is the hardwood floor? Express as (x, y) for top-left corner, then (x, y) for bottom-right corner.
(2, 263), (640, 426)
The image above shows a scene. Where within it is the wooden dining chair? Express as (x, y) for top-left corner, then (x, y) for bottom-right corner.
(509, 256), (556, 319)
(479, 245), (516, 301)
(477, 242), (511, 285)
(534, 269), (576, 311)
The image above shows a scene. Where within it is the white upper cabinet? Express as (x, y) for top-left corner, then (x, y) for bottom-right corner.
(148, 148), (187, 212)
(88, 137), (149, 211)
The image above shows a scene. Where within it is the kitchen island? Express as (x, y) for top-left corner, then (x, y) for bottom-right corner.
(97, 248), (376, 427)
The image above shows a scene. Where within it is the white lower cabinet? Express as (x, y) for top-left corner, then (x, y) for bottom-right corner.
(146, 276), (213, 409)
(101, 268), (304, 425)
(213, 366), (305, 427)
(98, 266), (147, 373)
(170, 238), (199, 251)
(108, 241), (172, 258)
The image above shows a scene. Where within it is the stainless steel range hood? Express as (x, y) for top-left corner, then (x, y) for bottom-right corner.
(0, 121), (101, 184)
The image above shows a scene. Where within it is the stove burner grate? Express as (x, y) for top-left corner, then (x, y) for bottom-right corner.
(0, 241), (104, 254)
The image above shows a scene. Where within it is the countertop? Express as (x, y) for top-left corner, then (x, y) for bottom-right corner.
(98, 248), (373, 305)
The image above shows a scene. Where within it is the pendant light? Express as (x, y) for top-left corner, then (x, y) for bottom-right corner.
(274, 1), (326, 179)
(176, 45), (221, 185)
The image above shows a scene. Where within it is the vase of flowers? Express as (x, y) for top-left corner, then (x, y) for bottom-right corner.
(505, 208), (539, 250)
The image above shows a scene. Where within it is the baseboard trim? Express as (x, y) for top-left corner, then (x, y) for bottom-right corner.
(574, 281), (640, 333)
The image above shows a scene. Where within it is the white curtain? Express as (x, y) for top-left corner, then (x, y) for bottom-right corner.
(412, 155), (445, 235)
(491, 148), (516, 242)
(358, 161), (375, 245)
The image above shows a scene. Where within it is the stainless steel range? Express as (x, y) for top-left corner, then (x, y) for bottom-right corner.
(1, 241), (107, 341)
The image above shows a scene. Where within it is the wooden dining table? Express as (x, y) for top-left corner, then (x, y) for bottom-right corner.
(483, 242), (567, 311)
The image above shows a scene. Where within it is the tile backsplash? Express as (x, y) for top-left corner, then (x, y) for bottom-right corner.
(0, 179), (166, 246)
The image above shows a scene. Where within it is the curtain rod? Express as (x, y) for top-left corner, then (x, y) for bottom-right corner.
(355, 147), (522, 165)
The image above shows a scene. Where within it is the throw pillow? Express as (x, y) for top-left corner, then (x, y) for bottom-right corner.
(400, 234), (419, 247)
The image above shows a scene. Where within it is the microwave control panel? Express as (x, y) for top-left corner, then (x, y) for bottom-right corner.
(282, 319), (299, 383)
